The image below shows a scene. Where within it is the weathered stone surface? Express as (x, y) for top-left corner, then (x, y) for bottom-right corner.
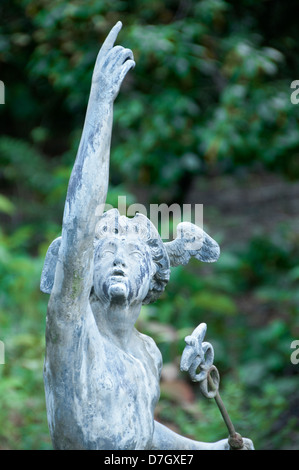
(41, 22), (253, 451)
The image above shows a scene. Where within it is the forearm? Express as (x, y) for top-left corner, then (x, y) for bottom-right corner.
(52, 92), (113, 300)
(151, 421), (217, 451)
(63, 93), (113, 235)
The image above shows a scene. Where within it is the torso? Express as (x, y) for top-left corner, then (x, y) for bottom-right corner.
(44, 303), (161, 450)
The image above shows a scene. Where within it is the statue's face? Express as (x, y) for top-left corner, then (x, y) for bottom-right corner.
(93, 236), (155, 305)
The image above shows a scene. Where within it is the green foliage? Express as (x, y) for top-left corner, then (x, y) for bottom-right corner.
(139, 229), (299, 449)
(2, 0), (299, 202)
(0, 229), (51, 449)
(1, 0), (299, 450)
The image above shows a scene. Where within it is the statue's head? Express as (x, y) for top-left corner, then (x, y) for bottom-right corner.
(41, 208), (220, 306)
(93, 209), (170, 305)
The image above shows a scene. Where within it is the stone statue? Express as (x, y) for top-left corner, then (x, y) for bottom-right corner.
(40, 22), (254, 450)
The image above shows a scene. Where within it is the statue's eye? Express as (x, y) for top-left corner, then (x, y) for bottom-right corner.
(102, 249), (114, 257)
(131, 251), (143, 259)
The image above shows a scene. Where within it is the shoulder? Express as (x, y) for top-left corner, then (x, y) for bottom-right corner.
(134, 330), (163, 378)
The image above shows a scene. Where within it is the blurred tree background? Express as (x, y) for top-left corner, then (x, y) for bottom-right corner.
(1, 0), (299, 450)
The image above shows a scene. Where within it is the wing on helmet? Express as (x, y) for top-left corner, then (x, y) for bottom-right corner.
(164, 222), (220, 267)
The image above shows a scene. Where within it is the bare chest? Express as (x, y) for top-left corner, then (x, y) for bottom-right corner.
(44, 325), (161, 449)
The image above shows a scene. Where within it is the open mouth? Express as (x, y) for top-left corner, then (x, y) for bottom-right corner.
(110, 269), (127, 280)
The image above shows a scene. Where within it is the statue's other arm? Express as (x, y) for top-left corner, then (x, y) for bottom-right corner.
(152, 421), (254, 450)
(50, 22), (135, 315)
(151, 421), (225, 450)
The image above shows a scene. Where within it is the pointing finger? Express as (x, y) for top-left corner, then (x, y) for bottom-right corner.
(101, 21), (123, 53)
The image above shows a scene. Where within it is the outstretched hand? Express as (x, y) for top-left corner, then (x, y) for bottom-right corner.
(92, 21), (135, 102)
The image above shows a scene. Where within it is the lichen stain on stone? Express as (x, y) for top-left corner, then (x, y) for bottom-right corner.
(71, 271), (84, 300)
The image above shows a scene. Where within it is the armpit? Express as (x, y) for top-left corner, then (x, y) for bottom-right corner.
(136, 331), (163, 379)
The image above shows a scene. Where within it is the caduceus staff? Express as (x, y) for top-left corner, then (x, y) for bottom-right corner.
(180, 323), (246, 450)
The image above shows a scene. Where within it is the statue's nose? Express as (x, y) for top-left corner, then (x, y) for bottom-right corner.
(113, 251), (126, 267)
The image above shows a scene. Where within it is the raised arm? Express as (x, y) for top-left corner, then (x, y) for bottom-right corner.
(50, 22), (135, 312)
